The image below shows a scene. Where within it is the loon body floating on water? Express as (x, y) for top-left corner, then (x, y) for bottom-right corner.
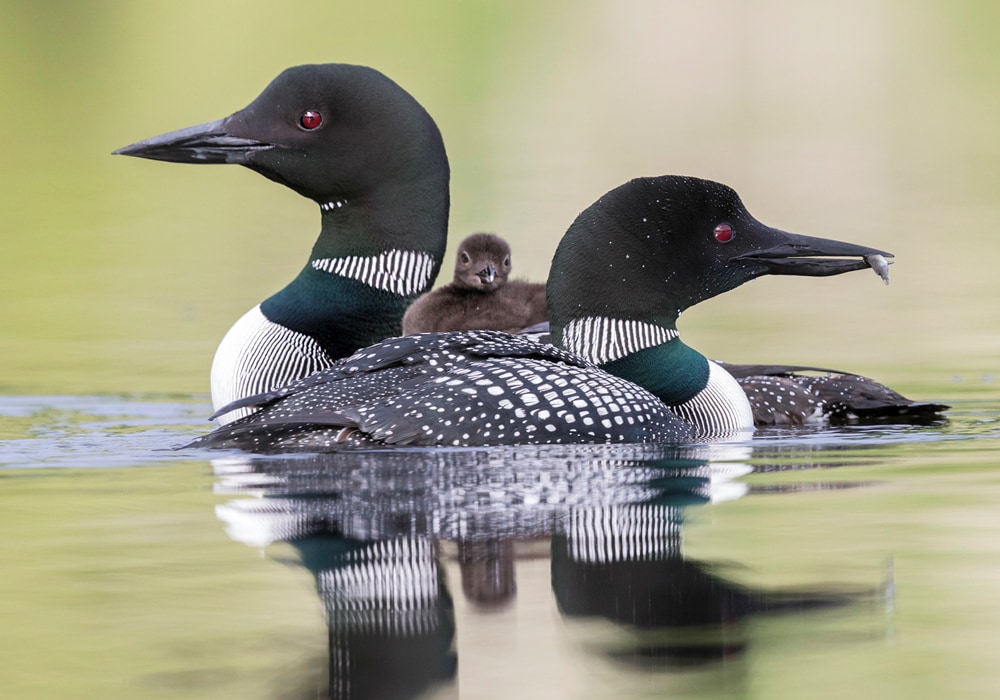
(186, 175), (908, 452)
(402, 233), (547, 334)
(114, 64), (449, 424)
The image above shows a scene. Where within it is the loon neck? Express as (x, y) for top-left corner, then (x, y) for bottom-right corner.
(260, 195), (447, 359)
(554, 316), (707, 405)
(311, 171), (449, 259)
(308, 203), (442, 291)
(602, 339), (709, 406)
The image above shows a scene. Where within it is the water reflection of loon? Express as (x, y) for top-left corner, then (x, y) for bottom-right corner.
(213, 445), (887, 698)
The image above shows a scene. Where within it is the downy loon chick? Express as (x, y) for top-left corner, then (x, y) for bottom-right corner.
(402, 233), (547, 334)
(188, 175), (897, 452)
(114, 64), (449, 425)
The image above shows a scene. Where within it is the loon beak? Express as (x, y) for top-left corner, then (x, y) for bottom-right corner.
(477, 264), (497, 285)
(113, 117), (274, 164)
(735, 231), (894, 278)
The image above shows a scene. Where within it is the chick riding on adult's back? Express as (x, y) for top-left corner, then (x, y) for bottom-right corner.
(402, 232), (547, 335)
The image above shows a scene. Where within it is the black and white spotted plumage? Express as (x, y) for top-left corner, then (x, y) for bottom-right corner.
(191, 331), (695, 451)
(719, 363), (950, 425)
(174, 173), (939, 452)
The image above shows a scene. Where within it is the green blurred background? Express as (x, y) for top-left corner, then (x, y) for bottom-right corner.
(2, 0), (997, 398)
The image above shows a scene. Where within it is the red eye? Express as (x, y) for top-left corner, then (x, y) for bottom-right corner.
(714, 223), (734, 243)
(299, 110), (323, 130)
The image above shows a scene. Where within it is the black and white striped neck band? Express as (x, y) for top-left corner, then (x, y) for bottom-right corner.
(311, 249), (436, 296)
(561, 316), (679, 365)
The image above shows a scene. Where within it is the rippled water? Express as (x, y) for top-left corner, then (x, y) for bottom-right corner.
(3, 394), (999, 699)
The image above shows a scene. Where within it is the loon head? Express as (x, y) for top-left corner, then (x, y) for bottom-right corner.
(452, 233), (512, 291)
(113, 64), (450, 234)
(548, 175), (892, 337)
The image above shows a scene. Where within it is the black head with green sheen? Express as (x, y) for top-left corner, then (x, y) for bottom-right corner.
(548, 175), (891, 338)
(114, 64), (449, 259)
(115, 64), (448, 201)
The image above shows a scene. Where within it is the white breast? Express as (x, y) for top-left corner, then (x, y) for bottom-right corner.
(668, 361), (755, 437)
(210, 305), (332, 424)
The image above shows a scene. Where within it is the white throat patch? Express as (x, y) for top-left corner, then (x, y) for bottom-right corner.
(561, 316), (679, 365)
(311, 249), (436, 296)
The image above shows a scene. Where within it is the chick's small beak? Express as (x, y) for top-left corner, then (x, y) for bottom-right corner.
(477, 264), (497, 285)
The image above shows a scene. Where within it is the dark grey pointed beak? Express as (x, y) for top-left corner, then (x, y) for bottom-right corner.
(113, 118), (274, 164)
(477, 264), (497, 285)
(734, 231), (893, 277)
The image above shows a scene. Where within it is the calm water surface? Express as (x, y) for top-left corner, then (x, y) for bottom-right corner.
(2, 392), (998, 699)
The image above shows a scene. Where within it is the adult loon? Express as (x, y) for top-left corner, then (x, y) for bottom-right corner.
(406, 236), (942, 426)
(402, 233), (547, 334)
(114, 64), (449, 424)
(187, 175), (905, 452)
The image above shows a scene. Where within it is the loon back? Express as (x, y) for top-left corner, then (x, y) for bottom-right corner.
(718, 362), (949, 425)
(115, 64), (450, 424)
(194, 330), (693, 451)
(187, 175), (900, 452)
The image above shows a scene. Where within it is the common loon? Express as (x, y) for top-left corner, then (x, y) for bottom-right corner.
(187, 175), (902, 452)
(114, 64), (449, 424)
(408, 236), (943, 426)
(402, 233), (547, 334)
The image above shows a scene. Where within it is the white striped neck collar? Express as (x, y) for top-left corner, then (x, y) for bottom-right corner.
(310, 249), (437, 297)
(560, 316), (679, 366)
